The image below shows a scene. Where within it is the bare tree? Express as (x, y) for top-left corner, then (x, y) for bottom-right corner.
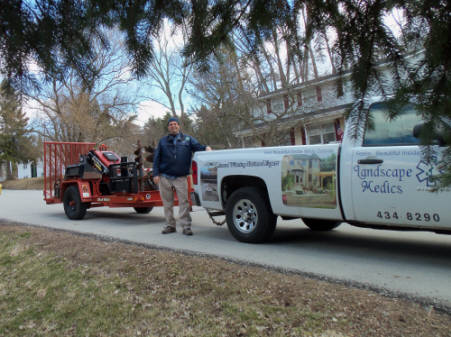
(190, 46), (304, 148)
(189, 48), (250, 148)
(193, 3), (341, 147)
(28, 29), (140, 153)
(143, 21), (192, 124)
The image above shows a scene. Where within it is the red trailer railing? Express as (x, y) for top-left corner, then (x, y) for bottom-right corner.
(43, 141), (95, 204)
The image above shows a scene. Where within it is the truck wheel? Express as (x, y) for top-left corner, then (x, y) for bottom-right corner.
(133, 207), (153, 214)
(226, 187), (277, 243)
(63, 185), (87, 220)
(302, 218), (341, 231)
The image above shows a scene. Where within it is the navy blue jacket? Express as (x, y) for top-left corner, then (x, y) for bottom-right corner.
(153, 133), (206, 177)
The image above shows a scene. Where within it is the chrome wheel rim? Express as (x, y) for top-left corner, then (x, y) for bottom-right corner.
(232, 198), (258, 234)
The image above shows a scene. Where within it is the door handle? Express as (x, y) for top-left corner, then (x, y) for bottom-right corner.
(358, 158), (384, 164)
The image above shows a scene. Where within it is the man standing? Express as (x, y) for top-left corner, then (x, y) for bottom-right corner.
(153, 117), (211, 235)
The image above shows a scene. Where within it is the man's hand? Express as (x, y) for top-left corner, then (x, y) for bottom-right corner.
(206, 146), (212, 151)
(153, 176), (160, 184)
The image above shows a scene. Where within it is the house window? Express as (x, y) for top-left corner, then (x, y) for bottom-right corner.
(309, 133), (322, 145)
(316, 86), (322, 102)
(272, 99), (284, 113)
(323, 127), (337, 143)
(297, 91), (302, 106)
(308, 125), (322, 144)
(266, 99), (272, 114)
(307, 123), (337, 144)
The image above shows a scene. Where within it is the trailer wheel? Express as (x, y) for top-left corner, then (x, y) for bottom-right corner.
(225, 187), (277, 243)
(133, 207), (153, 214)
(63, 185), (87, 220)
(302, 218), (341, 231)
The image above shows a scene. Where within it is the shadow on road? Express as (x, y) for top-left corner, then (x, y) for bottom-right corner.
(45, 209), (165, 226)
(271, 224), (451, 268)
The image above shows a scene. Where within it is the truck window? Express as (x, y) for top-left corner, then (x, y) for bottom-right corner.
(363, 102), (422, 146)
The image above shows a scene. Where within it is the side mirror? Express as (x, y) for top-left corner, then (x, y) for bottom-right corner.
(413, 123), (445, 146)
(413, 123), (423, 139)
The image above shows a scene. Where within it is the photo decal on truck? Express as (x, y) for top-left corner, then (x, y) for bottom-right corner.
(200, 165), (219, 201)
(281, 153), (337, 209)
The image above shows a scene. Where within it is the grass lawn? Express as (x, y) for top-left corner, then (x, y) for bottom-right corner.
(1, 177), (44, 190)
(1, 222), (451, 337)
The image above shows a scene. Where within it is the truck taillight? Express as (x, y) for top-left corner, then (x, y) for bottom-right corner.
(192, 160), (198, 185)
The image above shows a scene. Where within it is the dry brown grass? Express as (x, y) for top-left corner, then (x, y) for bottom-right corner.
(1, 222), (451, 337)
(1, 177), (44, 190)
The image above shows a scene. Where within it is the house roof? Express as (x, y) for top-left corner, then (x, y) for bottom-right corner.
(234, 103), (352, 137)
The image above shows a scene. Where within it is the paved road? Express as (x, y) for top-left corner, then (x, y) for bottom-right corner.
(1, 189), (451, 310)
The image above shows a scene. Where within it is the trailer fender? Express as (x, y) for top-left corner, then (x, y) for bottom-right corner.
(61, 181), (91, 202)
(77, 181), (92, 201)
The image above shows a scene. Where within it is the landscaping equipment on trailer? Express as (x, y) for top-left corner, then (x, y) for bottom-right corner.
(43, 141), (191, 220)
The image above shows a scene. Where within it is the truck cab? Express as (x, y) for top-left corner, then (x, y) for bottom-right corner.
(341, 99), (450, 230)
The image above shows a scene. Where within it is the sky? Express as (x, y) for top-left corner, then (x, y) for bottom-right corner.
(24, 19), (187, 128)
(136, 100), (169, 125)
(134, 19), (187, 125)
(23, 85), (172, 128)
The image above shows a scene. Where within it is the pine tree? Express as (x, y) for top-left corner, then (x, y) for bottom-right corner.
(1, 0), (449, 185)
(0, 80), (36, 179)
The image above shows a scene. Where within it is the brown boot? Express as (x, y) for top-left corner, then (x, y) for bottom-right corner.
(182, 228), (193, 236)
(162, 226), (176, 234)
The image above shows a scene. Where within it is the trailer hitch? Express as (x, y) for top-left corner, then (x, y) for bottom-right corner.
(206, 210), (226, 226)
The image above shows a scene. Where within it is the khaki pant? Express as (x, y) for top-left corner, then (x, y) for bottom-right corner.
(159, 176), (191, 229)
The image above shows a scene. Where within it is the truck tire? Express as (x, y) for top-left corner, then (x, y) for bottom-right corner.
(133, 207), (153, 214)
(63, 185), (87, 220)
(302, 218), (341, 231)
(226, 187), (277, 243)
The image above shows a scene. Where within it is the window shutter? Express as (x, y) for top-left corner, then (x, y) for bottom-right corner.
(316, 86), (322, 102)
(290, 128), (295, 145)
(297, 91), (302, 106)
(266, 99), (272, 114)
(284, 95), (289, 111)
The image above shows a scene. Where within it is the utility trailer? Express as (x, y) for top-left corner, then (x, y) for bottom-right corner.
(43, 141), (191, 220)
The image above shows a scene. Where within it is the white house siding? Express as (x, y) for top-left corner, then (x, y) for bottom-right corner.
(0, 160), (44, 181)
(236, 73), (352, 147)
(17, 160), (44, 179)
(236, 51), (424, 147)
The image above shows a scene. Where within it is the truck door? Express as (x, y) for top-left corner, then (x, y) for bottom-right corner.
(350, 102), (450, 229)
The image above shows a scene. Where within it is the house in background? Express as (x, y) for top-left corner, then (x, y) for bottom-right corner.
(0, 160), (44, 182)
(235, 51), (422, 147)
(18, 160), (44, 179)
(235, 71), (352, 147)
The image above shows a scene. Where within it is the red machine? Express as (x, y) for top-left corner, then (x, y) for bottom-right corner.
(43, 141), (191, 220)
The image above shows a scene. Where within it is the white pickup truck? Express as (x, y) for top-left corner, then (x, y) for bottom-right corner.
(191, 99), (450, 243)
